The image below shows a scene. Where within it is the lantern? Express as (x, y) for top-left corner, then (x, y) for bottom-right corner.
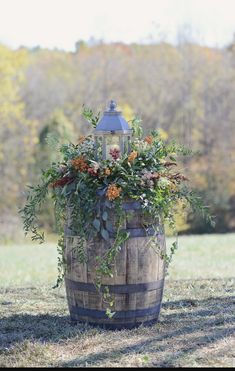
(94, 100), (132, 160)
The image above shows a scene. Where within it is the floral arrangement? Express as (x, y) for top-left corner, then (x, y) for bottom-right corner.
(21, 109), (214, 298)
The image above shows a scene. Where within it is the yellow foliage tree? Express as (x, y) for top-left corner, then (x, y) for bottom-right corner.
(0, 45), (37, 217)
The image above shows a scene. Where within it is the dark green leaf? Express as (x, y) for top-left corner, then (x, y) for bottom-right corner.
(106, 220), (114, 232)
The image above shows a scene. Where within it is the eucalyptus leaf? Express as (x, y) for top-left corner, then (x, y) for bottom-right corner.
(104, 200), (112, 209)
(65, 181), (76, 194)
(97, 187), (107, 197)
(102, 211), (108, 221)
(93, 219), (101, 231)
(61, 184), (68, 196)
(105, 308), (116, 318)
(106, 220), (114, 232)
(101, 228), (109, 241)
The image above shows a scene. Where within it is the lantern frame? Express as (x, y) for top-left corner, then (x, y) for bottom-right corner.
(94, 100), (132, 160)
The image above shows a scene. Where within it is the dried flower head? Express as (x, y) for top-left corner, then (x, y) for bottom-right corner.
(106, 184), (122, 201)
(51, 176), (74, 188)
(168, 173), (188, 183)
(88, 168), (98, 176)
(152, 172), (161, 180)
(77, 135), (86, 144)
(71, 156), (88, 172)
(141, 170), (160, 188)
(109, 148), (120, 160)
(87, 161), (100, 176)
(104, 168), (111, 176)
(141, 170), (160, 181)
(169, 182), (177, 191)
(144, 135), (153, 145)
(128, 151), (138, 162)
(157, 177), (171, 189)
(163, 161), (177, 167)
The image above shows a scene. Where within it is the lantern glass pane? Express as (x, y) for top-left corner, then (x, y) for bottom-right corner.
(94, 136), (103, 160)
(123, 136), (131, 153)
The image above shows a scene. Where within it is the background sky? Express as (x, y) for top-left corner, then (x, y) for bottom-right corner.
(0, 0), (235, 50)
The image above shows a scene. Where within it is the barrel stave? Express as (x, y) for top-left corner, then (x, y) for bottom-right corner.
(64, 201), (166, 329)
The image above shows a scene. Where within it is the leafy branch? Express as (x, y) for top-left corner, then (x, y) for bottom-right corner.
(82, 105), (100, 128)
(19, 180), (50, 243)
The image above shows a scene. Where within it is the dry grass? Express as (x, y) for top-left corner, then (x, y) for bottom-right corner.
(0, 234), (235, 367)
(0, 278), (234, 367)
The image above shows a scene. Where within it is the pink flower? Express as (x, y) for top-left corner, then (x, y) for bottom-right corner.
(109, 148), (120, 160)
(88, 167), (98, 176)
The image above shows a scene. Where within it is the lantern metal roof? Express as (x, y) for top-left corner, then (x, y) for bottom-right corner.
(94, 100), (132, 135)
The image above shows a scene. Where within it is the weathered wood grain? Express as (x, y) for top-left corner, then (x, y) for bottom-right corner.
(64, 201), (166, 329)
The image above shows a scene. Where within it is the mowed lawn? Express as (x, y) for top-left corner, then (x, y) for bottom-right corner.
(0, 234), (234, 367)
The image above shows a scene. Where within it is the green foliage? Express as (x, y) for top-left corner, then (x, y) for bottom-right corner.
(20, 181), (50, 243)
(82, 106), (100, 128)
(129, 117), (143, 139)
(21, 109), (214, 315)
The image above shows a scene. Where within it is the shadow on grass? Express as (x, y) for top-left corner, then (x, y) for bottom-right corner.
(0, 313), (87, 348)
(58, 295), (235, 367)
(1, 292), (234, 367)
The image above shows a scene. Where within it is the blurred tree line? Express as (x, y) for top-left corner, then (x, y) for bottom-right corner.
(1, 39), (235, 238)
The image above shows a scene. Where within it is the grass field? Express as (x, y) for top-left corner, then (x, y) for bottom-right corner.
(0, 234), (234, 367)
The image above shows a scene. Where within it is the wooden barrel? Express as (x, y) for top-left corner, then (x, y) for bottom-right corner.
(64, 200), (166, 329)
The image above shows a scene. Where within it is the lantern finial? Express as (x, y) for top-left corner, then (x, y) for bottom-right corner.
(109, 100), (117, 111)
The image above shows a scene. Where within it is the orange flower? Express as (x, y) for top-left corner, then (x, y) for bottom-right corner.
(128, 151), (138, 162)
(104, 168), (111, 176)
(106, 184), (122, 201)
(77, 135), (86, 144)
(144, 135), (153, 145)
(71, 156), (88, 172)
